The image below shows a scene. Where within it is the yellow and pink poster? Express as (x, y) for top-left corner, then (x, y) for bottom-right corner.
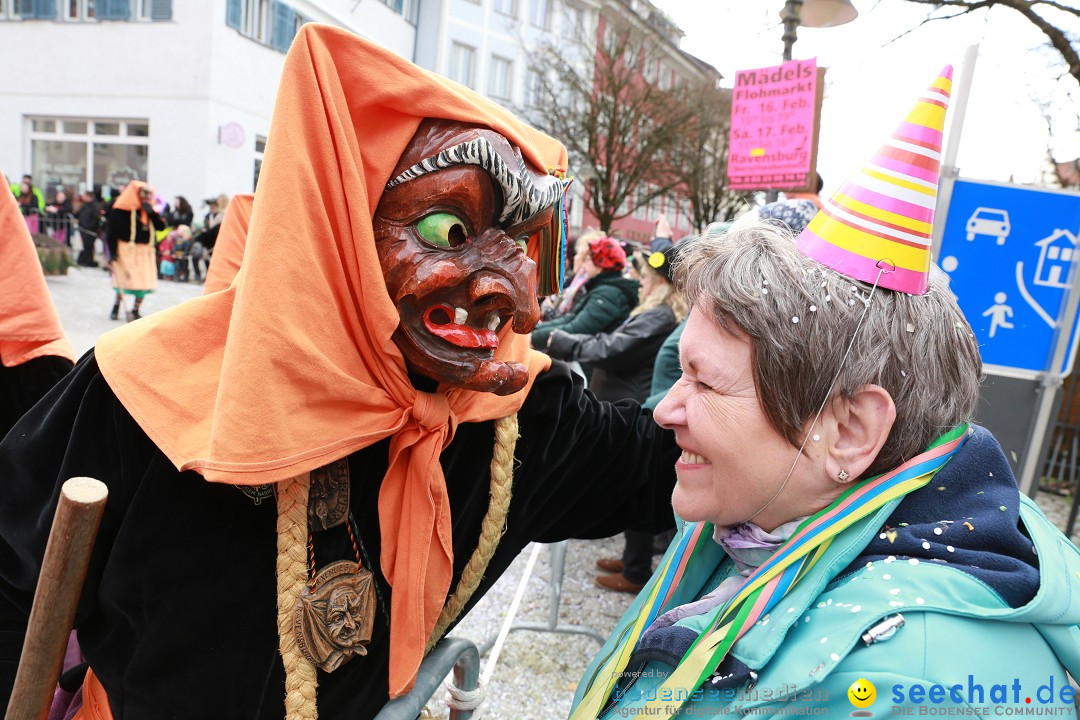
(727, 59), (824, 192)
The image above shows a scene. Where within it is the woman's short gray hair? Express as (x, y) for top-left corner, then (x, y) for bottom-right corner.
(674, 222), (982, 476)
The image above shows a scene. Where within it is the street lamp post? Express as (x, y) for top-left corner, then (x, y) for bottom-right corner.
(781, 0), (802, 63)
(764, 0), (858, 202)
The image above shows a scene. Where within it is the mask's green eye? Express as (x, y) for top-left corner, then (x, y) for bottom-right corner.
(416, 212), (468, 249)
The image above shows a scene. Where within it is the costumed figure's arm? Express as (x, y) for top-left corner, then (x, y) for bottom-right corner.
(510, 361), (680, 543)
(144, 203), (166, 232)
(105, 210), (125, 259)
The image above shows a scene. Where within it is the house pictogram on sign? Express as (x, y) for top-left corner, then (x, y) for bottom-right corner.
(1034, 229), (1079, 289)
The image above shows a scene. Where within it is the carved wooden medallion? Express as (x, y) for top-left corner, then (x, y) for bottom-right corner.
(293, 560), (376, 673)
(307, 458), (351, 531)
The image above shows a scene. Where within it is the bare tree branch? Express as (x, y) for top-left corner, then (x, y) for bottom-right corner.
(901, 0), (1080, 82)
(524, 25), (701, 231)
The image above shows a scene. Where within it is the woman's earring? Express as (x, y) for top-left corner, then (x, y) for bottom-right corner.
(837, 469), (850, 482)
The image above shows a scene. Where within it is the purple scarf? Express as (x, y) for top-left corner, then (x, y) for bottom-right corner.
(645, 518), (806, 632)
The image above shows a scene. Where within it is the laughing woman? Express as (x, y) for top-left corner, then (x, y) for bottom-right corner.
(569, 220), (1080, 720)
(571, 66), (1080, 719)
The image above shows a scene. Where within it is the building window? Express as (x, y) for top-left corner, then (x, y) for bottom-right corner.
(28, 116), (150, 200)
(492, 0), (515, 17)
(63, 0), (95, 19)
(243, 0), (269, 40)
(634, 185), (650, 220)
(643, 56), (657, 83)
(488, 55), (513, 101)
(561, 4), (581, 38)
(529, 0), (548, 28)
(254, 134), (267, 190)
(379, 0), (417, 22)
(658, 62), (672, 90)
(39, 0), (174, 20)
(449, 42), (476, 88)
(525, 69), (542, 108)
(227, 0), (303, 50)
(0, 0), (48, 18)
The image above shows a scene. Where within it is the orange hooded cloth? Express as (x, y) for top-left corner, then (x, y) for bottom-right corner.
(94, 25), (563, 698)
(0, 171), (75, 367)
(202, 192), (253, 294)
(110, 180), (150, 230)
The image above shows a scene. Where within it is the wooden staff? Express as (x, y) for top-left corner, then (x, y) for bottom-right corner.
(5, 477), (108, 720)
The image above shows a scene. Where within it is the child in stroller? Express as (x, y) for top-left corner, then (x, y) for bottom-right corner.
(171, 226), (192, 282)
(157, 227), (177, 279)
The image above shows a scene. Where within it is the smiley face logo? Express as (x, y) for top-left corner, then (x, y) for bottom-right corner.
(848, 678), (876, 710)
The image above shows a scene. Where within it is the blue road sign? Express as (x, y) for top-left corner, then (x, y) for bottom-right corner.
(938, 179), (1080, 376)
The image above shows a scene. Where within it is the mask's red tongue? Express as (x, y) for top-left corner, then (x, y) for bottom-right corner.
(424, 304), (499, 349)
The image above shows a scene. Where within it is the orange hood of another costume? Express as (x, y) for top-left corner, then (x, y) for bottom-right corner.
(112, 181), (150, 227)
(0, 171), (75, 367)
(202, 193), (253, 294)
(95, 24), (562, 697)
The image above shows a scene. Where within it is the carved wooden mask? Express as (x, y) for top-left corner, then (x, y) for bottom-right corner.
(374, 119), (560, 395)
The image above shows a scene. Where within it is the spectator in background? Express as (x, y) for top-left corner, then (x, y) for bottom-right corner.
(75, 191), (102, 267)
(171, 225), (192, 282)
(539, 229), (604, 321)
(203, 193), (229, 229)
(545, 247), (688, 594)
(167, 195), (194, 229)
(106, 181), (165, 320)
(758, 197), (819, 235)
(531, 235), (639, 349)
(651, 214), (673, 253)
(44, 189), (74, 246)
(15, 182), (39, 220)
(9, 174), (44, 213)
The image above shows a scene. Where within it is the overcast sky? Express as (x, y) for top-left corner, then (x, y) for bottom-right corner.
(651, 0), (1080, 193)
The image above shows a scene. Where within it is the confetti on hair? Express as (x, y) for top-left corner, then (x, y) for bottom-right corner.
(791, 316), (799, 324)
(963, 521), (974, 531)
(810, 305), (818, 312)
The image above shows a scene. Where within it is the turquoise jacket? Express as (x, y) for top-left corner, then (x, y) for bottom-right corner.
(572, 427), (1080, 718)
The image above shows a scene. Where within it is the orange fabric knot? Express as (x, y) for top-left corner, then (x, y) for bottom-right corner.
(412, 391), (451, 433)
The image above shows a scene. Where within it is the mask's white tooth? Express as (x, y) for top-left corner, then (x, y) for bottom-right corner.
(454, 307), (468, 325)
(487, 314), (501, 331)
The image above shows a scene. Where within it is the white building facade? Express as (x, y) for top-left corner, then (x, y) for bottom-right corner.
(0, 0), (417, 208)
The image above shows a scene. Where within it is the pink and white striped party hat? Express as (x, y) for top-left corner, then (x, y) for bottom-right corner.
(795, 66), (952, 295)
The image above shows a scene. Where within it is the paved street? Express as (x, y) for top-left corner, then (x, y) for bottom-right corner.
(46, 263), (205, 358)
(42, 265), (1080, 719)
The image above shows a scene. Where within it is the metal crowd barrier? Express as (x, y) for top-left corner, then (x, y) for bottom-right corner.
(374, 637), (479, 720)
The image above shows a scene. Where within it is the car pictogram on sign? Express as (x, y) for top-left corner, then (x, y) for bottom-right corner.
(966, 207), (1011, 244)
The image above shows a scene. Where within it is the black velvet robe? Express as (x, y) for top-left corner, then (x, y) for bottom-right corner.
(0, 353), (678, 719)
(0, 354), (72, 440)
